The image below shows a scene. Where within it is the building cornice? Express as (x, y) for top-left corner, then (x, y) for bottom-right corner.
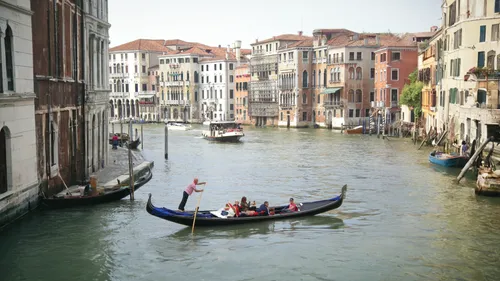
(0, 1), (33, 15)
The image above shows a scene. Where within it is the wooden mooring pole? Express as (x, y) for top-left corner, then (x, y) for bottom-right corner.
(164, 124), (168, 159)
(120, 121), (123, 147)
(128, 119), (135, 200)
(457, 137), (493, 182)
(141, 124), (144, 149)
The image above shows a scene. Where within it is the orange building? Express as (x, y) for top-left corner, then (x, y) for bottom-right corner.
(235, 64), (251, 124)
(373, 36), (418, 124)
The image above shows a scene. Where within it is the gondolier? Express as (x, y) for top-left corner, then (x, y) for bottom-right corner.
(178, 178), (206, 212)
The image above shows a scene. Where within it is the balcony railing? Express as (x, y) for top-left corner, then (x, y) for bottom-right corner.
(164, 100), (188, 105)
(391, 101), (398, 107)
(323, 100), (344, 108)
(371, 101), (385, 108)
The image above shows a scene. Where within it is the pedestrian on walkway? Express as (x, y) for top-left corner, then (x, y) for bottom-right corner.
(178, 178), (206, 212)
(112, 134), (119, 150)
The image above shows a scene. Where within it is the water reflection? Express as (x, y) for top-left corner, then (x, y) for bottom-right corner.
(167, 215), (345, 240)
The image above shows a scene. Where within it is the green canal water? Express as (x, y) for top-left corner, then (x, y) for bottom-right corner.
(1, 125), (500, 281)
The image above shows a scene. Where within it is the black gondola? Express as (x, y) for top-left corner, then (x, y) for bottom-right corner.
(146, 185), (347, 227)
(41, 168), (153, 209)
(127, 138), (141, 149)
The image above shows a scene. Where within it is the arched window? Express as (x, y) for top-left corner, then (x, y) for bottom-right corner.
(318, 70), (321, 87)
(349, 67), (355, 80)
(317, 94), (321, 104)
(186, 71), (190, 81)
(194, 71), (199, 83)
(487, 50), (496, 69)
(312, 70), (316, 87)
(323, 69), (327, 86)
(356, 67), (362, 80)
(302, 70), (308, 88)
(330, 69), (334, 81)
(356, 89), (362, 103)
(302, 93), (307, 104)
(348, 89), (355, 102)
(5, 25), (14, 91)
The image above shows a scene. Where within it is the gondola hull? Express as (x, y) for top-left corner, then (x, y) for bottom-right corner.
(127, 138), (141, 149)
(429, 151), (468, 167)
(41, 168), (153, 209)
(146, 185), (346, 227)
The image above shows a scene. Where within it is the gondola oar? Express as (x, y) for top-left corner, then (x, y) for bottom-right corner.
(191, 183), (206, 234)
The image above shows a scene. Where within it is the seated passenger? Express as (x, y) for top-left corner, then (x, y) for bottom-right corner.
(288, 198), (298, 212)
(241, 201), (270, 216)
(240, 196), (250, 212)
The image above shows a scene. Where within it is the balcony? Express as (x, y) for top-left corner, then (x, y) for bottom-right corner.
(137, 91), (156, 98)
(165, 100), (188, 106)
(323, 100), (344, 108)
(390, 100), (398, 107)
(371, 101), (385, 108)
(110, 72), (127, 78)
(162, 81), (187, 87)
(169, 64), (180, 69)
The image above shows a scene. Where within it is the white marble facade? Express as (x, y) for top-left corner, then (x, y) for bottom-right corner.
(84, 0), (110, 175)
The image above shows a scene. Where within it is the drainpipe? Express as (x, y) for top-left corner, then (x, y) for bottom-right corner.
(46, 0), (52, 178)
(80, 1), (87, 181)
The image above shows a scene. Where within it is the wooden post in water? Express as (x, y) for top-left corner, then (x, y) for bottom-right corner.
(457, 137), (493, 182)
(112, 122), (115, 134)
(164, 124), (168, 159)
(128, 119), (135, 200)
(141, 124), (144, 149)
(120, 121), (123, 147)
(377, 114), (381, 138)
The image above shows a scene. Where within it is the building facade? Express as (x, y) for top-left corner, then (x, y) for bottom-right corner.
(108, 39), (169, 122)
(438, 0), (500, 144)
(0, 0), (38, 227)
(374, 38), (419, 126)
(84, 0), (110, 174)
(249, 34), (309, 126)
(31, 0), (86, 195)
(419, 30), (442, 132)
(235, 64), (250, 124)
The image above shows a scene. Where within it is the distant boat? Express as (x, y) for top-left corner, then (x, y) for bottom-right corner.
(201, 121), (244, 142)
(164, 120), (192, 131)
(429, 151), (469, 167)
(127, 138), (141, 149)
(202, 120), (211, 126)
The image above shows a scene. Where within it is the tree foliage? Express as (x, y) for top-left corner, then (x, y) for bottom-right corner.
(399, 69), (424, 118)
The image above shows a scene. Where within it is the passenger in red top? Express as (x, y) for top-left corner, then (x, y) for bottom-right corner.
(287, 198), (298, 212)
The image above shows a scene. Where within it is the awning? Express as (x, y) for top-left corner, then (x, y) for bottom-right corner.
(321, 87), (342, 94)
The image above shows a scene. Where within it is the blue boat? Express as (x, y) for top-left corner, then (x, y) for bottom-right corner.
(429, 151), (469, 167)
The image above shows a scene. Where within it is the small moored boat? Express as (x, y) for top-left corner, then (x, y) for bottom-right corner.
(127, 138), (141, 149)
(201, 121), (244, 142)
(429, 151), (469, 167)
(476, 166), (500, 197)
(41, 168), (153, 209)
(146, 185), (347, 227)
(344, 125), (363, 134)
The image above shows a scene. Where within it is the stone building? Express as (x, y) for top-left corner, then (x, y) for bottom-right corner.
(84, 0), (110, 174)
(0, 0), (38, 227)
(31, 0), (86, 195)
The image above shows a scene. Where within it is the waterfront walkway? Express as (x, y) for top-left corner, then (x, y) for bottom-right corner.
(89, 146), (154, 188)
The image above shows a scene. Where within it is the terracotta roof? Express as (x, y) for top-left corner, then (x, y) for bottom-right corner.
(241, 49), (252, 55)
(109, 39), (171, 53)
(252, 34), (312, 45)
(148, 65), (159, 70)
(412, 32), (436, 39)
(326, 33), (417, 48)
(236, 64), (249, 69)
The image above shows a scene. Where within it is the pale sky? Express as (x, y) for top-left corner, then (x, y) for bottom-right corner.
(108, 0), (442, 49)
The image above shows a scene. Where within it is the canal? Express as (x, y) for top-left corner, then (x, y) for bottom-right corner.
(1, 125), (500, 281)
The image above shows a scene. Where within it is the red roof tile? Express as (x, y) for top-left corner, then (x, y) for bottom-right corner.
(252, 34), (312, 45)
(109, 39), (171, 53)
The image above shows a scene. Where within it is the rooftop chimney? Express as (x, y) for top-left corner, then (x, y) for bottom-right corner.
(298, 31), (303, 36)
(430, 26), (438, 32)
(218, 44), (221, 48)
(234, 40), (242, 63)
(376, 35), (380, 45)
